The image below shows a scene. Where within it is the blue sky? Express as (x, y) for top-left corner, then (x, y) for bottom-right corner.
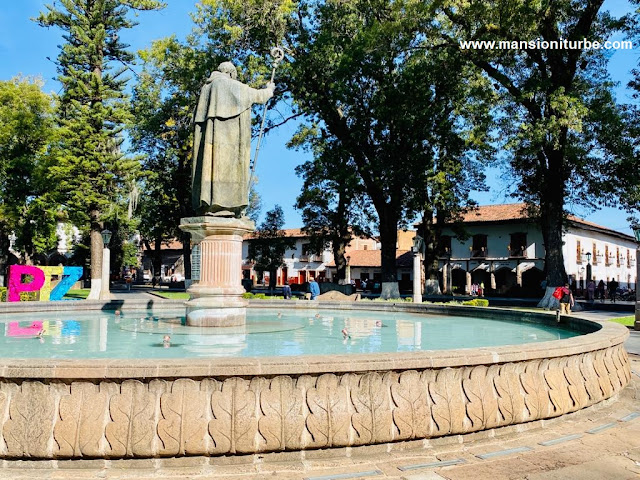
(1, 0), (637, 235)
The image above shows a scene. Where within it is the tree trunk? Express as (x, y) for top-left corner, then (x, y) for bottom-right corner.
(539, 151), (568, 287)
(378, 210), (399, 299)
(86, 211), (103, 299)
(420, 207), (442, 295)
(153, 235), (163, 280)
(269, 269), (277, 291)
(333, 240), (347, 284)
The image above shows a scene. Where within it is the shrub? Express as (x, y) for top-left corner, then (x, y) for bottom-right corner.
(0, 288), (39, 302)
(462, 298), (489, 307)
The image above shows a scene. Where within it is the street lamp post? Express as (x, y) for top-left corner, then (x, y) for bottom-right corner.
(412, 244), (422, 303)
(633, 226), (640, 331)
(345, 255), (351, 289)
(100, 229), (112, 300)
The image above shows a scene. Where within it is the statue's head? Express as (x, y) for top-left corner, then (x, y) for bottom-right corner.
(217, 62), (238, 79)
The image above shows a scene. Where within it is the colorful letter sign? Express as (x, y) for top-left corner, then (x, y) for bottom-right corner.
(7, 265), (83, 302)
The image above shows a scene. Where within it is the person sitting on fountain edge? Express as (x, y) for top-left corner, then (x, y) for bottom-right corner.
(309, 279), (320, 300)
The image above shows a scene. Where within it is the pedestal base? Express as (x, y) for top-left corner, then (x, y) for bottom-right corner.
(186, 301), (247, 327)
(179, 216), (255, 328)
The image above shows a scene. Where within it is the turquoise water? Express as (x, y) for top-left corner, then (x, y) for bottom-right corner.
(0, 309), (581, 359)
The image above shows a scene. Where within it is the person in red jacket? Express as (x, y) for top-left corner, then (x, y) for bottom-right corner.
(558, 283), (574, 315)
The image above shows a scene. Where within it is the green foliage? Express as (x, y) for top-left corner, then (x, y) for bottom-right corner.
(0, 287), (38, 302)
(292, 125), (376, 283)
(462, 298), (489, 307)
(438, 0), (637, 284)
(284, 0), (492, 297)
(0, 77), (58, 262)
(36, 0), (164, 278)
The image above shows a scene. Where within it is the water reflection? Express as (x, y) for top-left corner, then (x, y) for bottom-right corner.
(0, 309), (580, 359)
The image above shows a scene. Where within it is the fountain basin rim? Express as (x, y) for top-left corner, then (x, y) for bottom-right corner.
(0, 302), (627, 380)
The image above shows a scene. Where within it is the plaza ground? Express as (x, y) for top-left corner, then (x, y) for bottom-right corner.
(1, 292), (638, 480)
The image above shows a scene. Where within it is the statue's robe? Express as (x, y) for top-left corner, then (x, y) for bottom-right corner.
(192, 71), (273, 215)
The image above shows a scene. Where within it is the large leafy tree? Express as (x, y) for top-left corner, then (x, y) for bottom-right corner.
(247, 205), (295, 289)
(0, 77), (58, 273)
(159, 0), (490, 298)
(291, 126), (375, 284)
(287, 0), (491, 297)
(437, 0), (638, 289)
(37, 0), (164, 298)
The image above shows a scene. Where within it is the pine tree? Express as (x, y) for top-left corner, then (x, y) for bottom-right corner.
(37, 0), (164, 298)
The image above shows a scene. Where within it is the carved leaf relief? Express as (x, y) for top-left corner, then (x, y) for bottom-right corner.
(210, 377), (258, 454)
(3, 381), (55, 457)
(494, 363), (526, 425)
(429, 368), (467, 435)
(106, 380), (156, 457)
(351, 373), (392, 445)
(544, 358), (571, 416)
(0, 389), (6, 455)
(391, 370), (431, 440)
(563, 356), (589, 411)
(259, 376), (305, 451)
(520, 360), (550, 420)
(579, 354), (603, 403)
(306, 374), (351, 448)
(593, 350), (613, 398)
(158, 379), (208, 456)
(463, 366), (499, 430)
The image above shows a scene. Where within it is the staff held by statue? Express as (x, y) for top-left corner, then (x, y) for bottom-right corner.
(249, 46), (285, 189)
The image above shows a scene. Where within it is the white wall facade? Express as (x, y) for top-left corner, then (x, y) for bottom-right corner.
(563, 226), (637, 288)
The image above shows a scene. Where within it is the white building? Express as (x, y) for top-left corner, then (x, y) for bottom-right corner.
(241, 229), (378, 286)
(436, 204), (637, 296)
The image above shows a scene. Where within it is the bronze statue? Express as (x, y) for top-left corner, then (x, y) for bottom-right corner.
(191, 62), (274, 217)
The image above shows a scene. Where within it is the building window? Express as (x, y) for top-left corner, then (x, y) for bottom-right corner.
(605, 245), (610, 266)
(576, 240), (582, 263)
(627, 249), (631, 269)
(616, 247), (620, 267)
(471, 234), (487, 258)
(439, 235), (452, 256)
(592, 243), (597, 265)
(509, 233), (527, 257)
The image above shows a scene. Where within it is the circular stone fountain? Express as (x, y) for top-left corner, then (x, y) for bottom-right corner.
(0, 301), (629, 460)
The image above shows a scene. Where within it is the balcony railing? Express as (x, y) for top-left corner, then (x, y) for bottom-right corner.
(470, 248), (487, 258)
(508, 247), (527, 258)
(300, 254), (319, 262)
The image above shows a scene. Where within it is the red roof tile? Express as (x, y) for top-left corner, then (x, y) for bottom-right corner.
(326, 250), (411, 268)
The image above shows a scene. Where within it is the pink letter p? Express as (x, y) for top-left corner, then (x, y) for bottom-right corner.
(8, 265), (45, 302)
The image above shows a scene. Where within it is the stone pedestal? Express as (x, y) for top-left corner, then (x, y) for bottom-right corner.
(179, 216), (255, 327)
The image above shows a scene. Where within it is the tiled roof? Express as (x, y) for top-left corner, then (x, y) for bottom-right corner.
(143, 239), (183, 251)
(244, 228), (308, 240)
(444, 203), (633, 240)
(455, 203), (530, 223)
(326, 250), (412, 268)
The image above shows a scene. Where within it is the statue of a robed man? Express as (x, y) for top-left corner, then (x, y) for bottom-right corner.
(192, 62), (275, 217)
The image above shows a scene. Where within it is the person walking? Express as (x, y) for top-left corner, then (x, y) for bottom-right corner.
(586, 279), (595, 303)
(596, 280), (605, 302)
(558, 283), (574, 316)
(608, 278), (619, 303)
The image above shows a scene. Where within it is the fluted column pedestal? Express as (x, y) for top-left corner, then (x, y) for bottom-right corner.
(179, 216), (255, 327)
